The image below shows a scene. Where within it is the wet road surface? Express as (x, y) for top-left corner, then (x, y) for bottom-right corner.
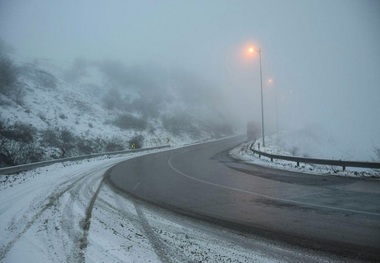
(107, 137), (380, 261)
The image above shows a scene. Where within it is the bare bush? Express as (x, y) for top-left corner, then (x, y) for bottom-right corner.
(0, 137), (12, 167)
(41, 128), (61, 148)
(0, 139), (42, 167)
(0, 118), (45, 166)
(128, 135), (144, 149)
(18, 142), (44, 164)
(60, 128), (76, 156)
(41, 127), (76, 157)
(92, 137), (107, 153)
(77, 140), (94, 154)
(0, 122), (37, 143)
(105, 138), (124, 152)
(59, 113), (67, 120)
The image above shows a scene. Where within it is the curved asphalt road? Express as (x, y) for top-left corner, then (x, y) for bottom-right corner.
(106, 137), (380, 261)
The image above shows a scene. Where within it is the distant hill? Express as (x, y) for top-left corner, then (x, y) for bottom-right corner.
(0, 55), (235, 167)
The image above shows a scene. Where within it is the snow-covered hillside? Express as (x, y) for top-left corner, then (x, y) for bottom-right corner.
(0, 55), (235, 167)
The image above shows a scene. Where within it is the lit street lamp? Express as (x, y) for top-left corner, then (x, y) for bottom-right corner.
(249, 47), (265, 147)
(268, 78), (278, 143)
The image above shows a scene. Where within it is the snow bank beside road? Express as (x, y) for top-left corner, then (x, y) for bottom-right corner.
(0, 154), (131, 262)
(231, 136), (380, 178)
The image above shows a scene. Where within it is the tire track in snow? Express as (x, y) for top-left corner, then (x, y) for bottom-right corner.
(134, 203), (173, 263)
(62, 171), (103, 263)
(76, 172), (168, 263)
(0, 161), (119, 261)
(62, 162), (120, 263)
(0, 172), (89, 260)
(109, 187), (190, 263)
(78, 176), (106, 262)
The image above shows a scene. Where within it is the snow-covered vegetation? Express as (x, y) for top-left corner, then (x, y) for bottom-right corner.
(0, 52), (235, 167)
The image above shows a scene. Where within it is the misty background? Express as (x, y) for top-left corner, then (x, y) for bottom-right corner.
(1, 0), (380, 161)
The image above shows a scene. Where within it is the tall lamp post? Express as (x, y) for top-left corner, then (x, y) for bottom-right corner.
(249, 47), (265, 147)
(268, 79), (278, 143)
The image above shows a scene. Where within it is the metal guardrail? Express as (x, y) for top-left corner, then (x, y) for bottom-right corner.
(249, 143), (380, 171)
(0, 145), (171, 176)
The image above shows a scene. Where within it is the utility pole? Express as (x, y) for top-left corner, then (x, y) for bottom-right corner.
(258, 48), (265, 147)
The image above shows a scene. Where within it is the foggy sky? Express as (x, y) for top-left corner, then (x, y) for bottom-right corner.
(1, 0), (380, 157)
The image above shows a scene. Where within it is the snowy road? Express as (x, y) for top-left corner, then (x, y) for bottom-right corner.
(1, 143), (379, 262)
(0, 155), (128, 262)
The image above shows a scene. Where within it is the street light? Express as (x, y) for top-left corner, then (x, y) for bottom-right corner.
(248, 47), (265, 147)
(268, 78), (278, 143)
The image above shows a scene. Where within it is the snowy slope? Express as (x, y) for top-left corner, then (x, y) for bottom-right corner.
(1, 55), (234, 166)
(1, 58), (175, 144)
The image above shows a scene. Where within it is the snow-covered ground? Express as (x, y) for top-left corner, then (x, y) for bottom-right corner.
(1, 146), (350, 263)
(1, 54), (235, 168)
(0, 56), (190, 148)
(231, 135), (380, 178)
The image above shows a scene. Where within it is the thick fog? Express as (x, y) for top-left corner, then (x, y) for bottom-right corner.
(1, 0), (379, 159)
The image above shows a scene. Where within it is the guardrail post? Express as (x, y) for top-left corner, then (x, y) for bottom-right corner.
(296, 161), (299, 167)
(343, 166), (346, 171)
(271, 157), (273, 162)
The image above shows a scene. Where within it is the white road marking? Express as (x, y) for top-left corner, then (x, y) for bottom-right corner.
(168, 154), (380, 217)
(133, 181), (141, 192)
